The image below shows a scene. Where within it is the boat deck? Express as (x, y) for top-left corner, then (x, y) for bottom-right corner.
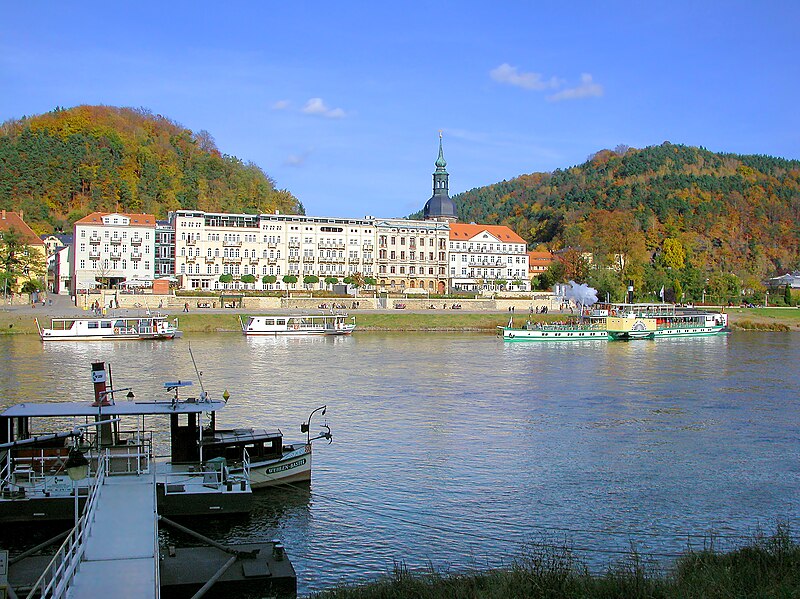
(67, 475), (158, 598)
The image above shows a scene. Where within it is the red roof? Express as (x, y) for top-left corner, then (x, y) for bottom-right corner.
(528, 251), (553, 262)
(75, 212), (156, 227)
(0, 211), (44, 245)
(449, 223), (526, 244)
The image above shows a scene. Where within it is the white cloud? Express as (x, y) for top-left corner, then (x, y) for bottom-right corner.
(489, 63), (562, 90)
(547, 73), (604, 102)
(284, 150), (311, 167)
(272, 99), (290, 110)
(302, 97), (346, 118)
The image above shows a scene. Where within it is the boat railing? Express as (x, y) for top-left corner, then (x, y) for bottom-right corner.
(242, 446), (251, 482)
(104, 439), (152, 476)
(26, 450), (109, 599)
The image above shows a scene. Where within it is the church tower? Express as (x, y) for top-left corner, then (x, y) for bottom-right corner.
(423, 132), (458, 222)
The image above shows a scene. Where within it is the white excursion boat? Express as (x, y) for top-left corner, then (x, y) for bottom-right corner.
(605, 303), (729, 340)
(36, 314), (180, 341)
(240, 313), (356, 336)
(499, 303), (728, 342)
(0, 362), (332, 522)
(498, 313), (610, 342)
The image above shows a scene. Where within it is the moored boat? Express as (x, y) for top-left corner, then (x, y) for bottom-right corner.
(240, 312), (356, 336)
(499, 303), (728, 342)
(36, 314), (180, 341)
(604, 303), (728, 340)
(0, 361), (331, 522)
(498, 318), (610, 342)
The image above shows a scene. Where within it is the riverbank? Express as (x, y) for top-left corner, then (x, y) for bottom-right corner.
(309, 529), (800, 599)
(1, 306), (799, 335)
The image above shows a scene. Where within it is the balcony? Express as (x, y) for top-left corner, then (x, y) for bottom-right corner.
(89, 236), (101, 245)
(222, 256), (241, 263)
(288, 255), (300, 262)
(288, 241), (300, 248)
(110, 252), (122, 260)
(363, 243), (374, 250)
(318, 242), (346, 250)
(223, 240), (242, 247)
(205, 257), (216, 264)
(131, 237), (142, 246)
(249, 258), (260, 265)
(110, 238), (122, 246)
(131, 253), (142, 261)
(267, 242), (277, 249)
(267, 257), (278, 264)
(348, 257), (360, 264)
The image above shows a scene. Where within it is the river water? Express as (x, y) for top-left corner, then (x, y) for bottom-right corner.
(1, 331), (799, 596)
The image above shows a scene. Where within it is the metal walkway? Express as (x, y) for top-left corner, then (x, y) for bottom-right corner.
(67, 475), (158, 598)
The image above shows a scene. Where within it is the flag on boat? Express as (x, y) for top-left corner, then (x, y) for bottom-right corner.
(508, 316), (513, 328)
(659, 285), (665, 300)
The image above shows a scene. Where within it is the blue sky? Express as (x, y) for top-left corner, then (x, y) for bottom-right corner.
(1, 1), (797, 219)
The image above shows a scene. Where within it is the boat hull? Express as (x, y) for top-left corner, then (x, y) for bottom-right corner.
(499, 326), (610, 341)
(238, 445), (312, 489)
(243, 327), (354, 337)
(40, 332), (177, 341)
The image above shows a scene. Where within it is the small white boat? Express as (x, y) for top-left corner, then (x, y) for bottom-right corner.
(240, 313), (356, 336)
(36, 314), (180, 341)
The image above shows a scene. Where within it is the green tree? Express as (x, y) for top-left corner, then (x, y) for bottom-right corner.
(282, 274), (298, 287)
(784, 283), (792, 306)
(303, 275), (319, 287)
(324, 276), (339, 288)
(218, 273), (233, 283)
(240, 274), (256, 284)
(262, 275), (277, 285)
(494, 279), (507, 289)
(673, 279), (683, 304)
(363, 277), (377, 287)
(0, 227), (46, 293)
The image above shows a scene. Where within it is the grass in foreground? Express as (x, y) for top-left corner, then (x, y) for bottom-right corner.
(310, 529), (800, 599)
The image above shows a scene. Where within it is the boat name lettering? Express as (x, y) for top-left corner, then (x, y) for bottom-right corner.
(266, 458), (306, 475)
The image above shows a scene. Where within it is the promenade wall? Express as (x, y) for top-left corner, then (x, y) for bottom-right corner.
(80, 291), (558, 313)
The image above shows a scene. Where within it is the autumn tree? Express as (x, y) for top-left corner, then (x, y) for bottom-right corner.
(661, 237), (686, 270)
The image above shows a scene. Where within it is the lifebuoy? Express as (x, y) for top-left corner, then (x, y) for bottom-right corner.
(113, 327), (120, 334)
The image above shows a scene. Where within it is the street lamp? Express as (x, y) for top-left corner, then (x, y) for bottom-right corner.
(65, 447), (89, 525)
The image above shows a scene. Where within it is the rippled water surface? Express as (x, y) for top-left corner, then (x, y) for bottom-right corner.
(1, 331), (798, 595)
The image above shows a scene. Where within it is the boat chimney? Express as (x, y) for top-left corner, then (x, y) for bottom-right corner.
(91, 362), (111, 407)
(627, 280), (634, 304)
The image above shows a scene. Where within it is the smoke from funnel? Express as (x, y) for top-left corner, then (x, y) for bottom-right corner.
(565, 280), (599, 307)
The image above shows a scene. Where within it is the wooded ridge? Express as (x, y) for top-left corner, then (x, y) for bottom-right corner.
(0, 105), (303, 233)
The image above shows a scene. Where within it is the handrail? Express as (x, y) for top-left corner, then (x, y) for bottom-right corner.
(26, 451), (109, 599)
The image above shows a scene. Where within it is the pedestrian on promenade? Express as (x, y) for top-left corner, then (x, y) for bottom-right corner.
(183, 302), (189, 313)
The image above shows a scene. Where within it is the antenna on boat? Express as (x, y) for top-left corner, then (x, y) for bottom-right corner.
(188, 343), (207, 401)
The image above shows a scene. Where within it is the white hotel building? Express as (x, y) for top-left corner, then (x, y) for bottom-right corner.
(448, 223), (530, 292)
(72, 212), (156, 292)
(172, 211), (376, 291)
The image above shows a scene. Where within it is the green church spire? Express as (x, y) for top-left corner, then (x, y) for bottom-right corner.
(435, 130), (448, 172)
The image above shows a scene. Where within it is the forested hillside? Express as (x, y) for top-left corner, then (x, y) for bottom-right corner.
(442, 143), (800, 302)
(0, 105), (302, 233)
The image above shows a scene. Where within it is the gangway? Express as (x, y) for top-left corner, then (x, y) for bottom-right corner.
(26, 450), (159, 599)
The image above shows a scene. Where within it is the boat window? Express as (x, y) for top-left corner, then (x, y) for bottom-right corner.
(114, 320), (125, 327)
(265, 319), (275, 325)
(88, 322), (99, 329)
(101, 321), (112, 328)
(276, 319), (285, 326)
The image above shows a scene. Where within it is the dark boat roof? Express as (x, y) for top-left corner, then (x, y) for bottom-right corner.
(202, 428), (282, 445)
